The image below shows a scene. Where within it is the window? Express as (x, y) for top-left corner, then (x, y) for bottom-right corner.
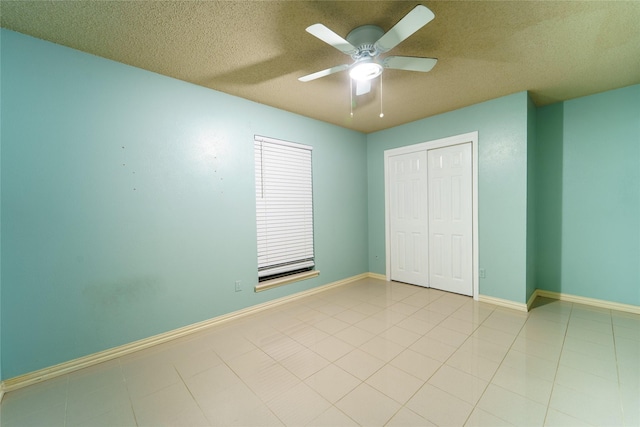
(254, 136), (315, 284)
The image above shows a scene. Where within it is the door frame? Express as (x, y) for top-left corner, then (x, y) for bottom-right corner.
(384, 131), (479, 300)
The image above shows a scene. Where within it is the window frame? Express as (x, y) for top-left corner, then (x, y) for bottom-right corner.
(254, 135), (318, 291)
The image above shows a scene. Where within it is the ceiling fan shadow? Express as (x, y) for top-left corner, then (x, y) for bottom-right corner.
(199, 53), (302, 86)
(195, 1), (362, 87)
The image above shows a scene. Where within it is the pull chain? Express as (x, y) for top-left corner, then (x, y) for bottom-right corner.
(350, 78), (354, 118)
(379, 75), (384, 118)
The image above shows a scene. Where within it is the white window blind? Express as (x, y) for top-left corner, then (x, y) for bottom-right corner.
(255, 136), (314, 280)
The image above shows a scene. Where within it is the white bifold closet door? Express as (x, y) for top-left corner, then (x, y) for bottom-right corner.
(388, 142), (472, 296)
(428, 143), (472, 296)
(389, 151), (429, 287)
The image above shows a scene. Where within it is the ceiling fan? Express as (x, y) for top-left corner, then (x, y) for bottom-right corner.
(298, 4), (437, 96)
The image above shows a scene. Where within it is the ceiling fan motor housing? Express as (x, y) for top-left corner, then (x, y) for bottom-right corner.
(346, 25), (385, 59)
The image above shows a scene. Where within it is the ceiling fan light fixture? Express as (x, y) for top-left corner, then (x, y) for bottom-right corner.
(349, 60), (383, 82)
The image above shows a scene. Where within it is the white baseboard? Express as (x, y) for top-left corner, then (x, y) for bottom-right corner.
(5, 276), (636, 395)
(367, 272), (388, 281)
(536, 289), (640, 315)
(2, 272), (370, 394)
(478, 294), (529, 312)
(527, 289), (540, 311)
(479, 289), (640, 315)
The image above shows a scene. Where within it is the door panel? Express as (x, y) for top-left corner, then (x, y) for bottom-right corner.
(428, 143), (472, 295)
(389, 151), (428, 286)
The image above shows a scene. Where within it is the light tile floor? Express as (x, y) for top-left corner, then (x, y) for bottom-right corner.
(1, 278), (639, 426)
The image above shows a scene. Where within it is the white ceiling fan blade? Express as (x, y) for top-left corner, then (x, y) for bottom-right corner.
(306, 24), (357, 55)
(298, 64), (350, 82)
(382, 56), (437, 72)
(374, 5), (435, 53)
(356, 80), (372, 96)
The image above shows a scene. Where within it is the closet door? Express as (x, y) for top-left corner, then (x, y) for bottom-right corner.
(428, 143), (473, 296)
(388, 151), (428, 287)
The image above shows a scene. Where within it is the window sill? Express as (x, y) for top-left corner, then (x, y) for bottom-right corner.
(254, 270), (320, 293)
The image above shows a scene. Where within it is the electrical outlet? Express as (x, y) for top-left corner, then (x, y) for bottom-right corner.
(479, 269), (486, 279)
(234, 280), (242, 292)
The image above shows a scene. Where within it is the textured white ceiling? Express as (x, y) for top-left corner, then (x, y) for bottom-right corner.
(2, 1), (639, 133)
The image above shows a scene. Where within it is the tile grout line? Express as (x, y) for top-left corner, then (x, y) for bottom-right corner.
(63, 375), (70, 427)
(296, 294), (386, 426)
(422, 300), (493, 426)
(359, 287), (439, 425)
(316, 284), (440, 425)
(121, 353), (160, 427)
(610, 309), (627, 426)
(120, 357), (141, 427)
(367, 295), (503, 425)
(208, 288), (448, 423)
(174, 361), (215, 426)
(381, 297), (478, 426)
(327, 292), (402, 425)
(540, 301), (573, 426)
(5, 282), (635, 427)
(229, 326), (340, 426)
(458, 304), (527, 426)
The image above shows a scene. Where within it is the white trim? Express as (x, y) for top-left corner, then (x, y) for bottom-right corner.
(526, 289), (539, 311)
(5, 279), (638, 395)
(255, 270), (320, 292)
(1, 273), (369, 394)
(367, 272), (388, 281)
(255, 136), (314, 277)
(472, 136), (479, 301)
(478, 294), (529, 312)
(254, 135), (313, 151)
(492, 289), (640, 314)
(384, 131), (480, 300)
(536, 290), (640, 315)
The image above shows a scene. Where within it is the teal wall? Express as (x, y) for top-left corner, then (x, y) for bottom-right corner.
(537, 85), (640, 305)
(526, 95), (537, 303)
(0, 30), (368, 379)
(2, 27), (638, 382)
(0, 32), (3, 382)
(535, 103), (564, 295)
(367, 92), (530, 304)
